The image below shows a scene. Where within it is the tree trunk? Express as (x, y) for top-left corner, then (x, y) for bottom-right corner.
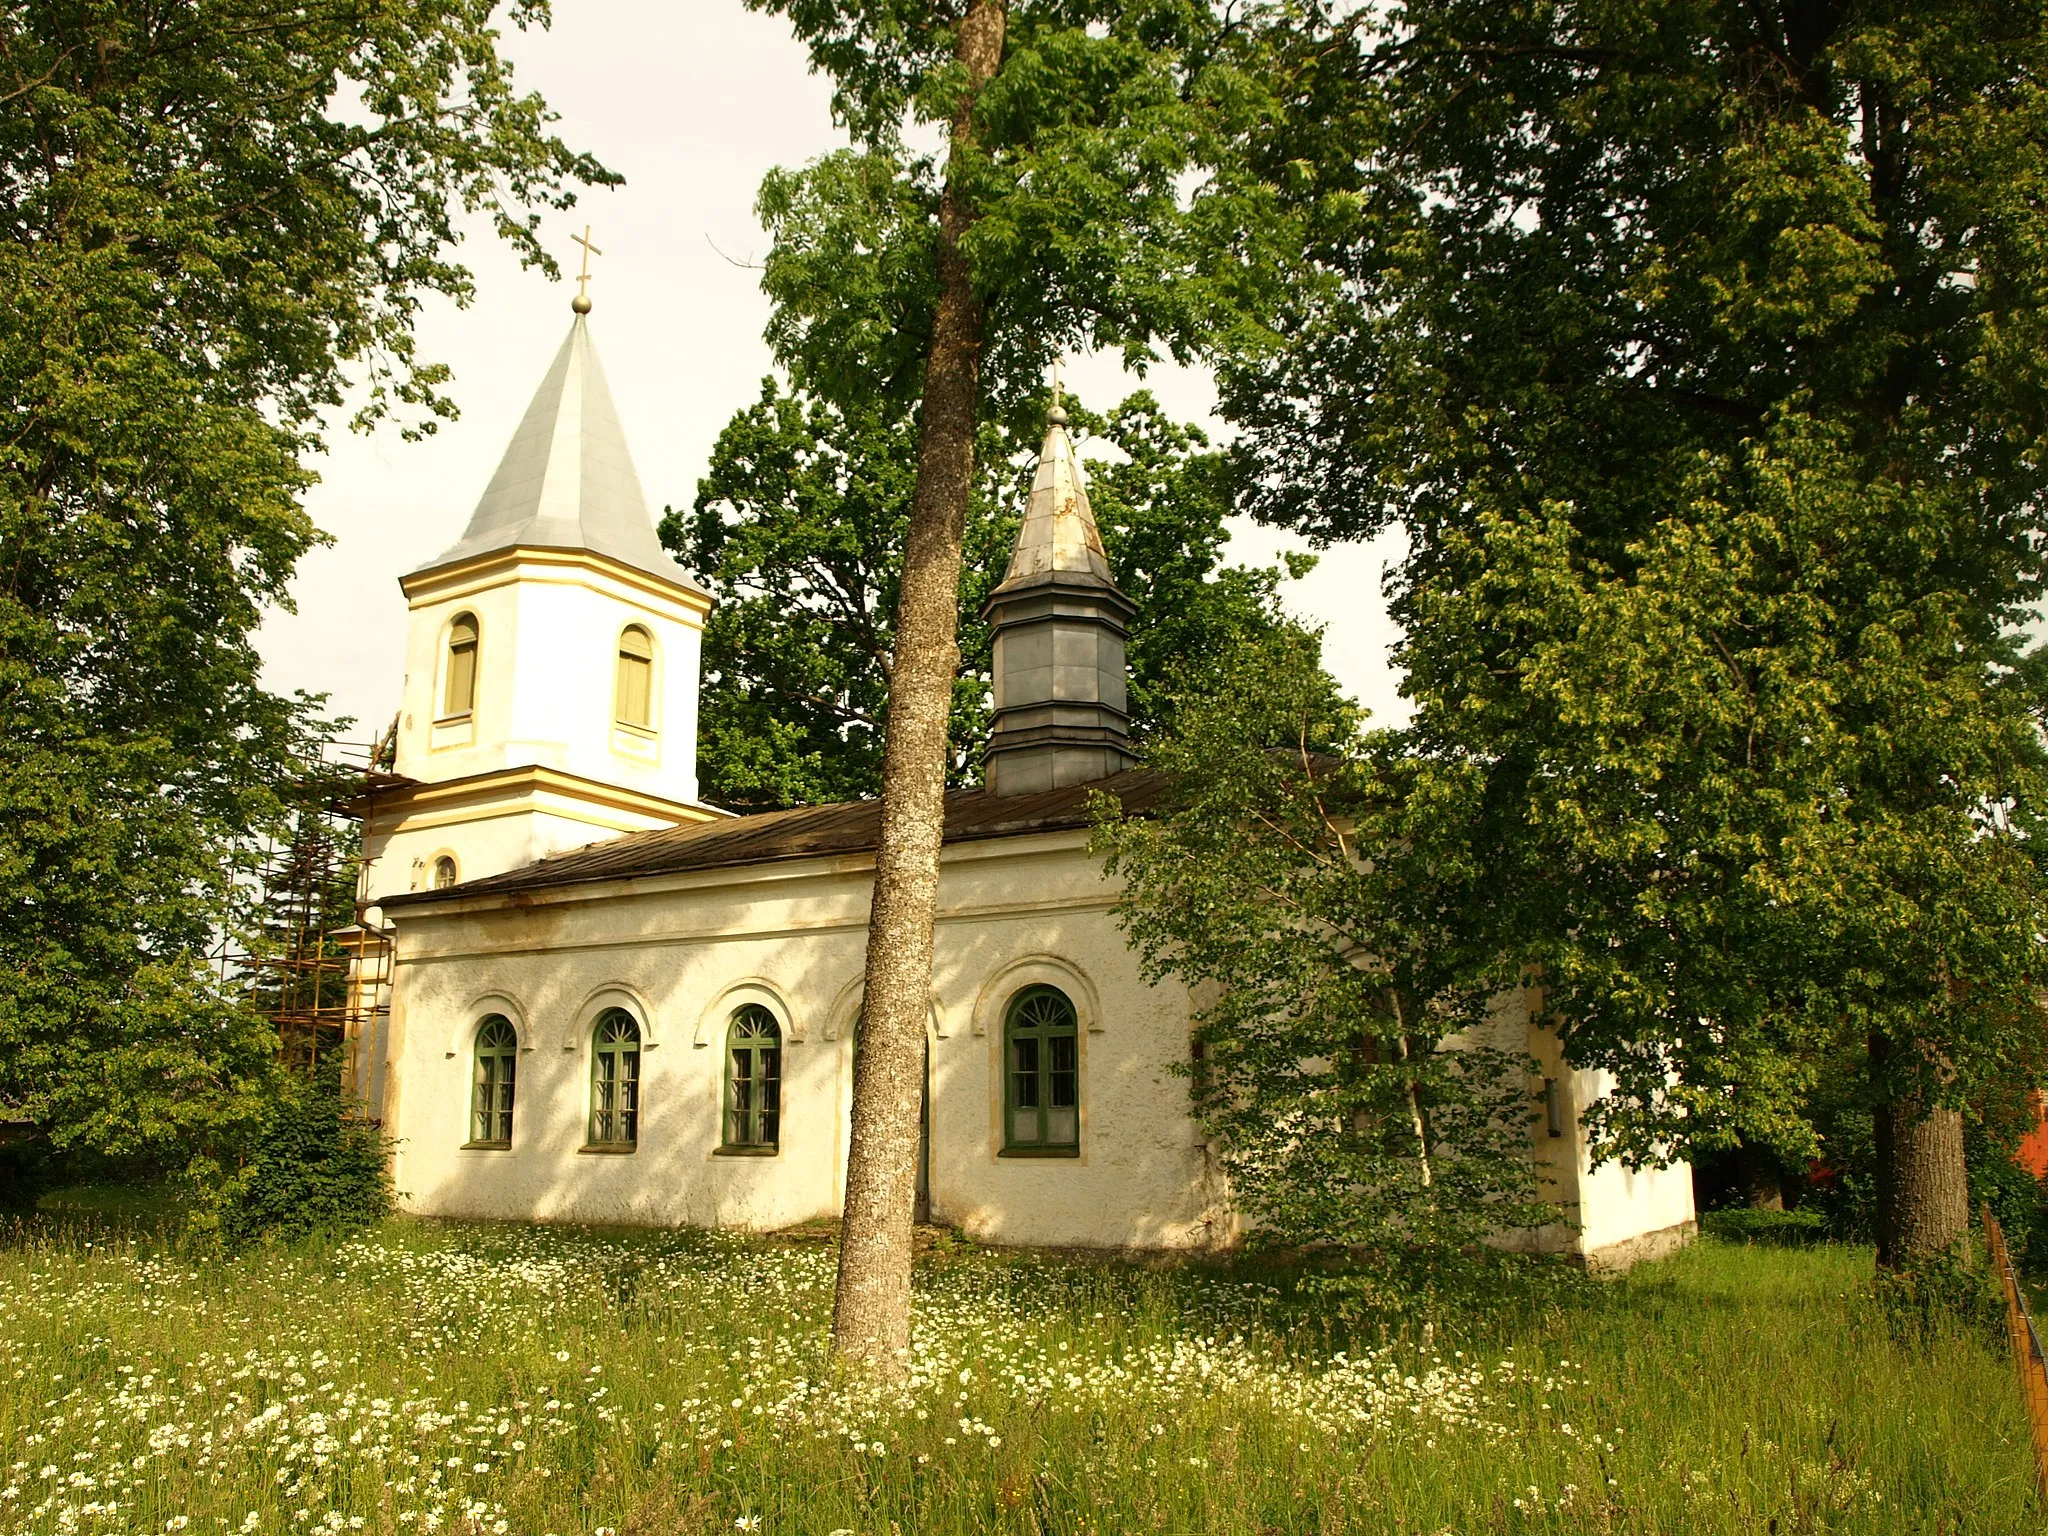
(1735, 1141), (1786, 1212)
(830, 0), (1006, 1375)
(1871, 1035), (1970, 1269)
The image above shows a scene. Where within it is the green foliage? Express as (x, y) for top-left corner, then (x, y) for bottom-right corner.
(1873, 1246), (2003, 1346)
(1096, 623), (1554, 1261)
(1700, 1208), (1828, 1247)
(0, 1134), (62, 1216)
(217, 1065), (393, 1248)
(707, 0), (1310, 813)
(669, 382), (1301, 808)
(1970, 1149), (2048, 1273)
(0, 2), (612, 1178)
(747, 1), (1292, 415)
(5, 1224), (2038, 1532)
(1220, 0), (2048, 1172)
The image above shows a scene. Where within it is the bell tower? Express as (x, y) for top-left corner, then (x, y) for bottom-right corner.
(363, 289), (722, 905)
(981, 406), (1139, 796)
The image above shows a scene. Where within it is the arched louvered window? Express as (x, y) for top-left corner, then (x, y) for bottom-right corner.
(1004, 986), (1079, 1153)
(470, 1015), (517, 1147)
(432, 855), (458, 890)
(588, 1008), (641, 1148)
(615, 625), (654, 729)
(443, 614), (479, 718)
(722, 1005), (782, 1152)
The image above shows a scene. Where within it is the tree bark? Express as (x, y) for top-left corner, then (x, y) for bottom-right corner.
(1871, 1034), (1971, 1269)
(830, 0), (1006, 1375)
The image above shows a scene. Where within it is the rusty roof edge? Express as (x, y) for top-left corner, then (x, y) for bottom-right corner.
(380, 771), (1164, 913)
(379, 813), (1109, 912)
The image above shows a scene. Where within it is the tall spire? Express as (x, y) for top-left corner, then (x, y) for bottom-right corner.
(991, 405), (1119, 594)
(980, 409), (1138, 797)
(411, 316), (702, 594)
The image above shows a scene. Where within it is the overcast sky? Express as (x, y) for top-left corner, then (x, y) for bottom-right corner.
(255, 0), (1407, 753)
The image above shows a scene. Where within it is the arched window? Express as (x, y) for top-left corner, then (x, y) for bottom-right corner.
(443, 613), (479, 718)
(432, 855), (458, 890)
(722, 1005), (782, 1152)
(615, 625), (654, 729)
(1004, 986), (1079, 1153)
(588, 1008), (641, 1148)
(470, 1015), (517, 1146)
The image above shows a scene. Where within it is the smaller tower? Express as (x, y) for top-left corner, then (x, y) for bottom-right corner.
(981, 407), (1139, 796)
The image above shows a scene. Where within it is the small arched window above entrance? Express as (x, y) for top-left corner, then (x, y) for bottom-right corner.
(443, 613), (479, 719)
(432, 855), (458, 890)
(615, 625), (655, 730)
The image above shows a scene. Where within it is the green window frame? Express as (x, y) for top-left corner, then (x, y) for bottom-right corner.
(470, 1014), (517, 1147)
(588, 1008), (641, 1148)
(1004, 985), (1079, 1154)
(722, 1005), (782, 1152)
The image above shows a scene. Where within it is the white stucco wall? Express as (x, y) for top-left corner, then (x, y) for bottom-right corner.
(1510, 1025), (1697, 1264)
(383, 833), (1229, 1250)
(362, 801), (685, 907)
(1566, 1068), (1697, 1259)
(391, 550), (706, 806)
(380, 832), (1691, 1259)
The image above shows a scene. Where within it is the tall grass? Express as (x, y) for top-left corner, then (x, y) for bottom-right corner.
(0, 1217), (2033, 1534)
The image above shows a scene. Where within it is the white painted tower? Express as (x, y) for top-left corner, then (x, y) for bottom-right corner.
(361, 309), (722, 911)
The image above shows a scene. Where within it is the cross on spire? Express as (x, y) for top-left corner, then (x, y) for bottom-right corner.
(571, 225), (603, 314)
(1049, 356), (1066, 424)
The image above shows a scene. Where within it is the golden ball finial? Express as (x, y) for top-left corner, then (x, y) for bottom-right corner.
(1048, 404), (1069, 427)
(572, 293), (592, 315)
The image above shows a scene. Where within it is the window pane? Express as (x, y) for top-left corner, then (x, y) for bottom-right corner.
(1049, 1034), (1076, 1109)
(445, 620), (478, 716)
(472, 1062), (492, 1143)
(1012, 1037), (1040, 1107)
(616, 650), (652, 728)
(1047, 1105), (1077, 1145)
(1011, 1106), (1039, 1146)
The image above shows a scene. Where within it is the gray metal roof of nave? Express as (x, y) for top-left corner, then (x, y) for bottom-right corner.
(382, 768), (1168, 908)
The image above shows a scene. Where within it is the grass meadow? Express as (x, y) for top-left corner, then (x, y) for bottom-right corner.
(0, 1213), (2037, 1536)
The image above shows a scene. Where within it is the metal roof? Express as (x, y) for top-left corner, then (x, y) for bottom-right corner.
(383, 768), (1168, 907)
(987, 411), (1123, 599)
(410, 316), (707, 595)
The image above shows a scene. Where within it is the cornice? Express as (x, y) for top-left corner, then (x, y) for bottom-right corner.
(399, 545), (713, 620)
(364, 762), (729, 832)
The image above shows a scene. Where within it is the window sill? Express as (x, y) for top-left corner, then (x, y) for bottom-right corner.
(613, 721), (659, 739)
(713, 1144), (779, 1158)
(578, 1143), (637, 1155)
(998, 1146), (1080, 1159)
(433, 712), (473, 726)
(460, 1141), (511, 1152)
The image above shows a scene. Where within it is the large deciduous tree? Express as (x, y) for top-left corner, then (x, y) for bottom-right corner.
(1223, 0), (2048, 1268)
(746, 0), (1285, 1367)
(667, 383), (1301, 810)
(0, 0), (612, 1190)
(1095, 624), (1554, 1272)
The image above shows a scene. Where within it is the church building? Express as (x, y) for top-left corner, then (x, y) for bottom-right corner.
(355, 304), (1696, 1266)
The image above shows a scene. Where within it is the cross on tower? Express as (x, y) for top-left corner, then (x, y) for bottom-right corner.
(570, 225), (603, 314)
(1049, 357), (1066, 422)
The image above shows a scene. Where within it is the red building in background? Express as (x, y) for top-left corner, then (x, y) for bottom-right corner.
(2019, 1091), (2048, 1179)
